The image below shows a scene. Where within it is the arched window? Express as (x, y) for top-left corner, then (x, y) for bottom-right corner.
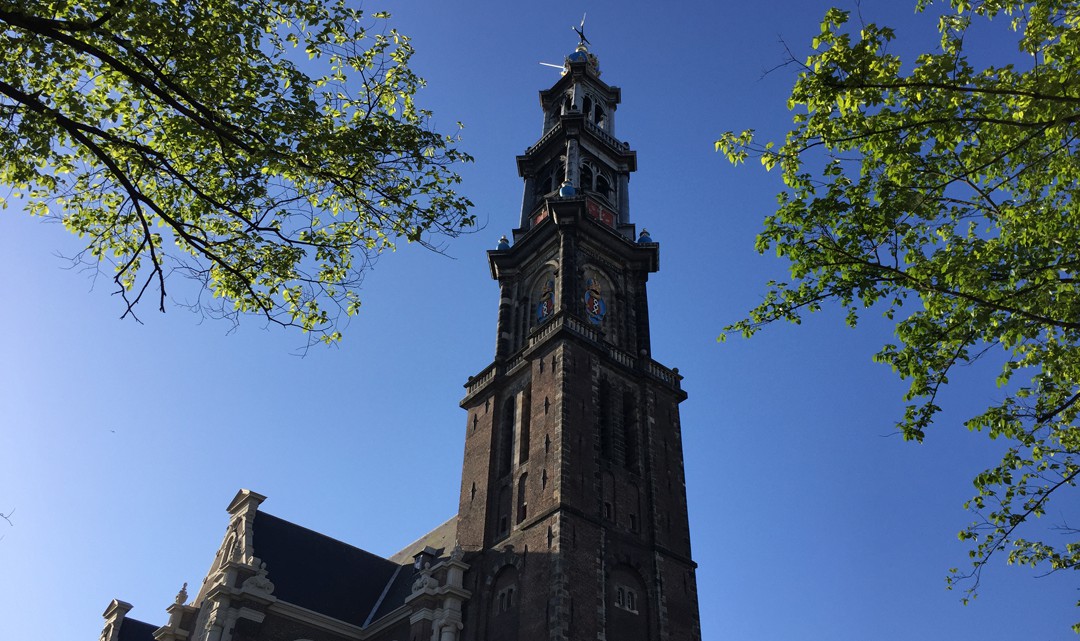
(519, 388), (531, 463)
(581, 93), (607, 127)
(602, 471), (615, 522)
(609, 566), (648, 641)
(627, 484), (641, 533)
(616, 585), (637, 611)
(598, 380), (612, 459)
(496, 485), (511, 537)
(622, 391), (638, 471)
(579, 162), (594, 193)
(534, 157), (566, 198)
(516, 473), (528, 524)
(537, 174), (552, 196)
(498, 397), (515, 476)
(489, 567), (521, 641)
(596, 173), (612, 200)
(578, 159), (615, 206)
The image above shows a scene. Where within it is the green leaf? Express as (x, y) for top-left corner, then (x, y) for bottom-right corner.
(0, 0), (474, 346)
(716, 0), (1080, 629)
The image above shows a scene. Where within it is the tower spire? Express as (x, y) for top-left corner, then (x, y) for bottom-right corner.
(515, 33), (630, 233)
(456, 38), (700, 641)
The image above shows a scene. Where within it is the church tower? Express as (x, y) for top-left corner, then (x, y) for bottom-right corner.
(94, 35), (702, 641)
(455, 40), (701, 641)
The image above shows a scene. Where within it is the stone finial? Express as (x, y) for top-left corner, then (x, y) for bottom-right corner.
(174, 583), (188, 605)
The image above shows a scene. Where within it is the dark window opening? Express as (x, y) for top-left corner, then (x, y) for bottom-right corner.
(579, 163), (594, 194)
(534, 158), (565, 198)
(615, 586), (639, 613)
(517, 473), (528, 524)
(597, 174), (612, 199)
(599, 380), (612, 459)
(498, 397), (515, 475)
(577, 159), (614, 206)
(497, 485), (511, 537)
(518, 295), (528, 350)
(622, 393), (638, 471)
(519, 389), (531, 463)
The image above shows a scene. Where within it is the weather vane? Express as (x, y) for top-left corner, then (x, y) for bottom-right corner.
(572, 13), (590, 48)
(539, 13), (593, 74)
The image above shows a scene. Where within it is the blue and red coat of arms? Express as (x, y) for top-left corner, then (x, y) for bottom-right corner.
(584, 277), (606, 325)
(536, 280), (555, 322)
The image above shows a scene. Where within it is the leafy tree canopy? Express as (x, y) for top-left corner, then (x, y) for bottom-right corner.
(0, 0), (474, 343)
(717, 0), (1080, 627)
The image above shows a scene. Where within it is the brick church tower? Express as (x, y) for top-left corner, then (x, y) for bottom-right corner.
(96, 37), (700, 641)
(454, 39), (701, 641)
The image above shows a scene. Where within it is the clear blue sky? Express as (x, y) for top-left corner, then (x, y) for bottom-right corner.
(1, 1), (1075, 639)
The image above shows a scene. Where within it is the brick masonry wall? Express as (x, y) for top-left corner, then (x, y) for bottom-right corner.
(457, 336), (698, 641)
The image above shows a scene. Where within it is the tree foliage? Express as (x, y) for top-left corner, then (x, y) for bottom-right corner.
(0, 0), (474, 342)
(717, 0), (1080, 626)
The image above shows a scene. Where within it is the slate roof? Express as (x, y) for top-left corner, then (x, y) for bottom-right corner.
(253, 511), (404, 626)
(117, 618), (158, 641)
(387, 516), (458, 565)
(371, 516), (459, 623)
(366, 563), (416, 623)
